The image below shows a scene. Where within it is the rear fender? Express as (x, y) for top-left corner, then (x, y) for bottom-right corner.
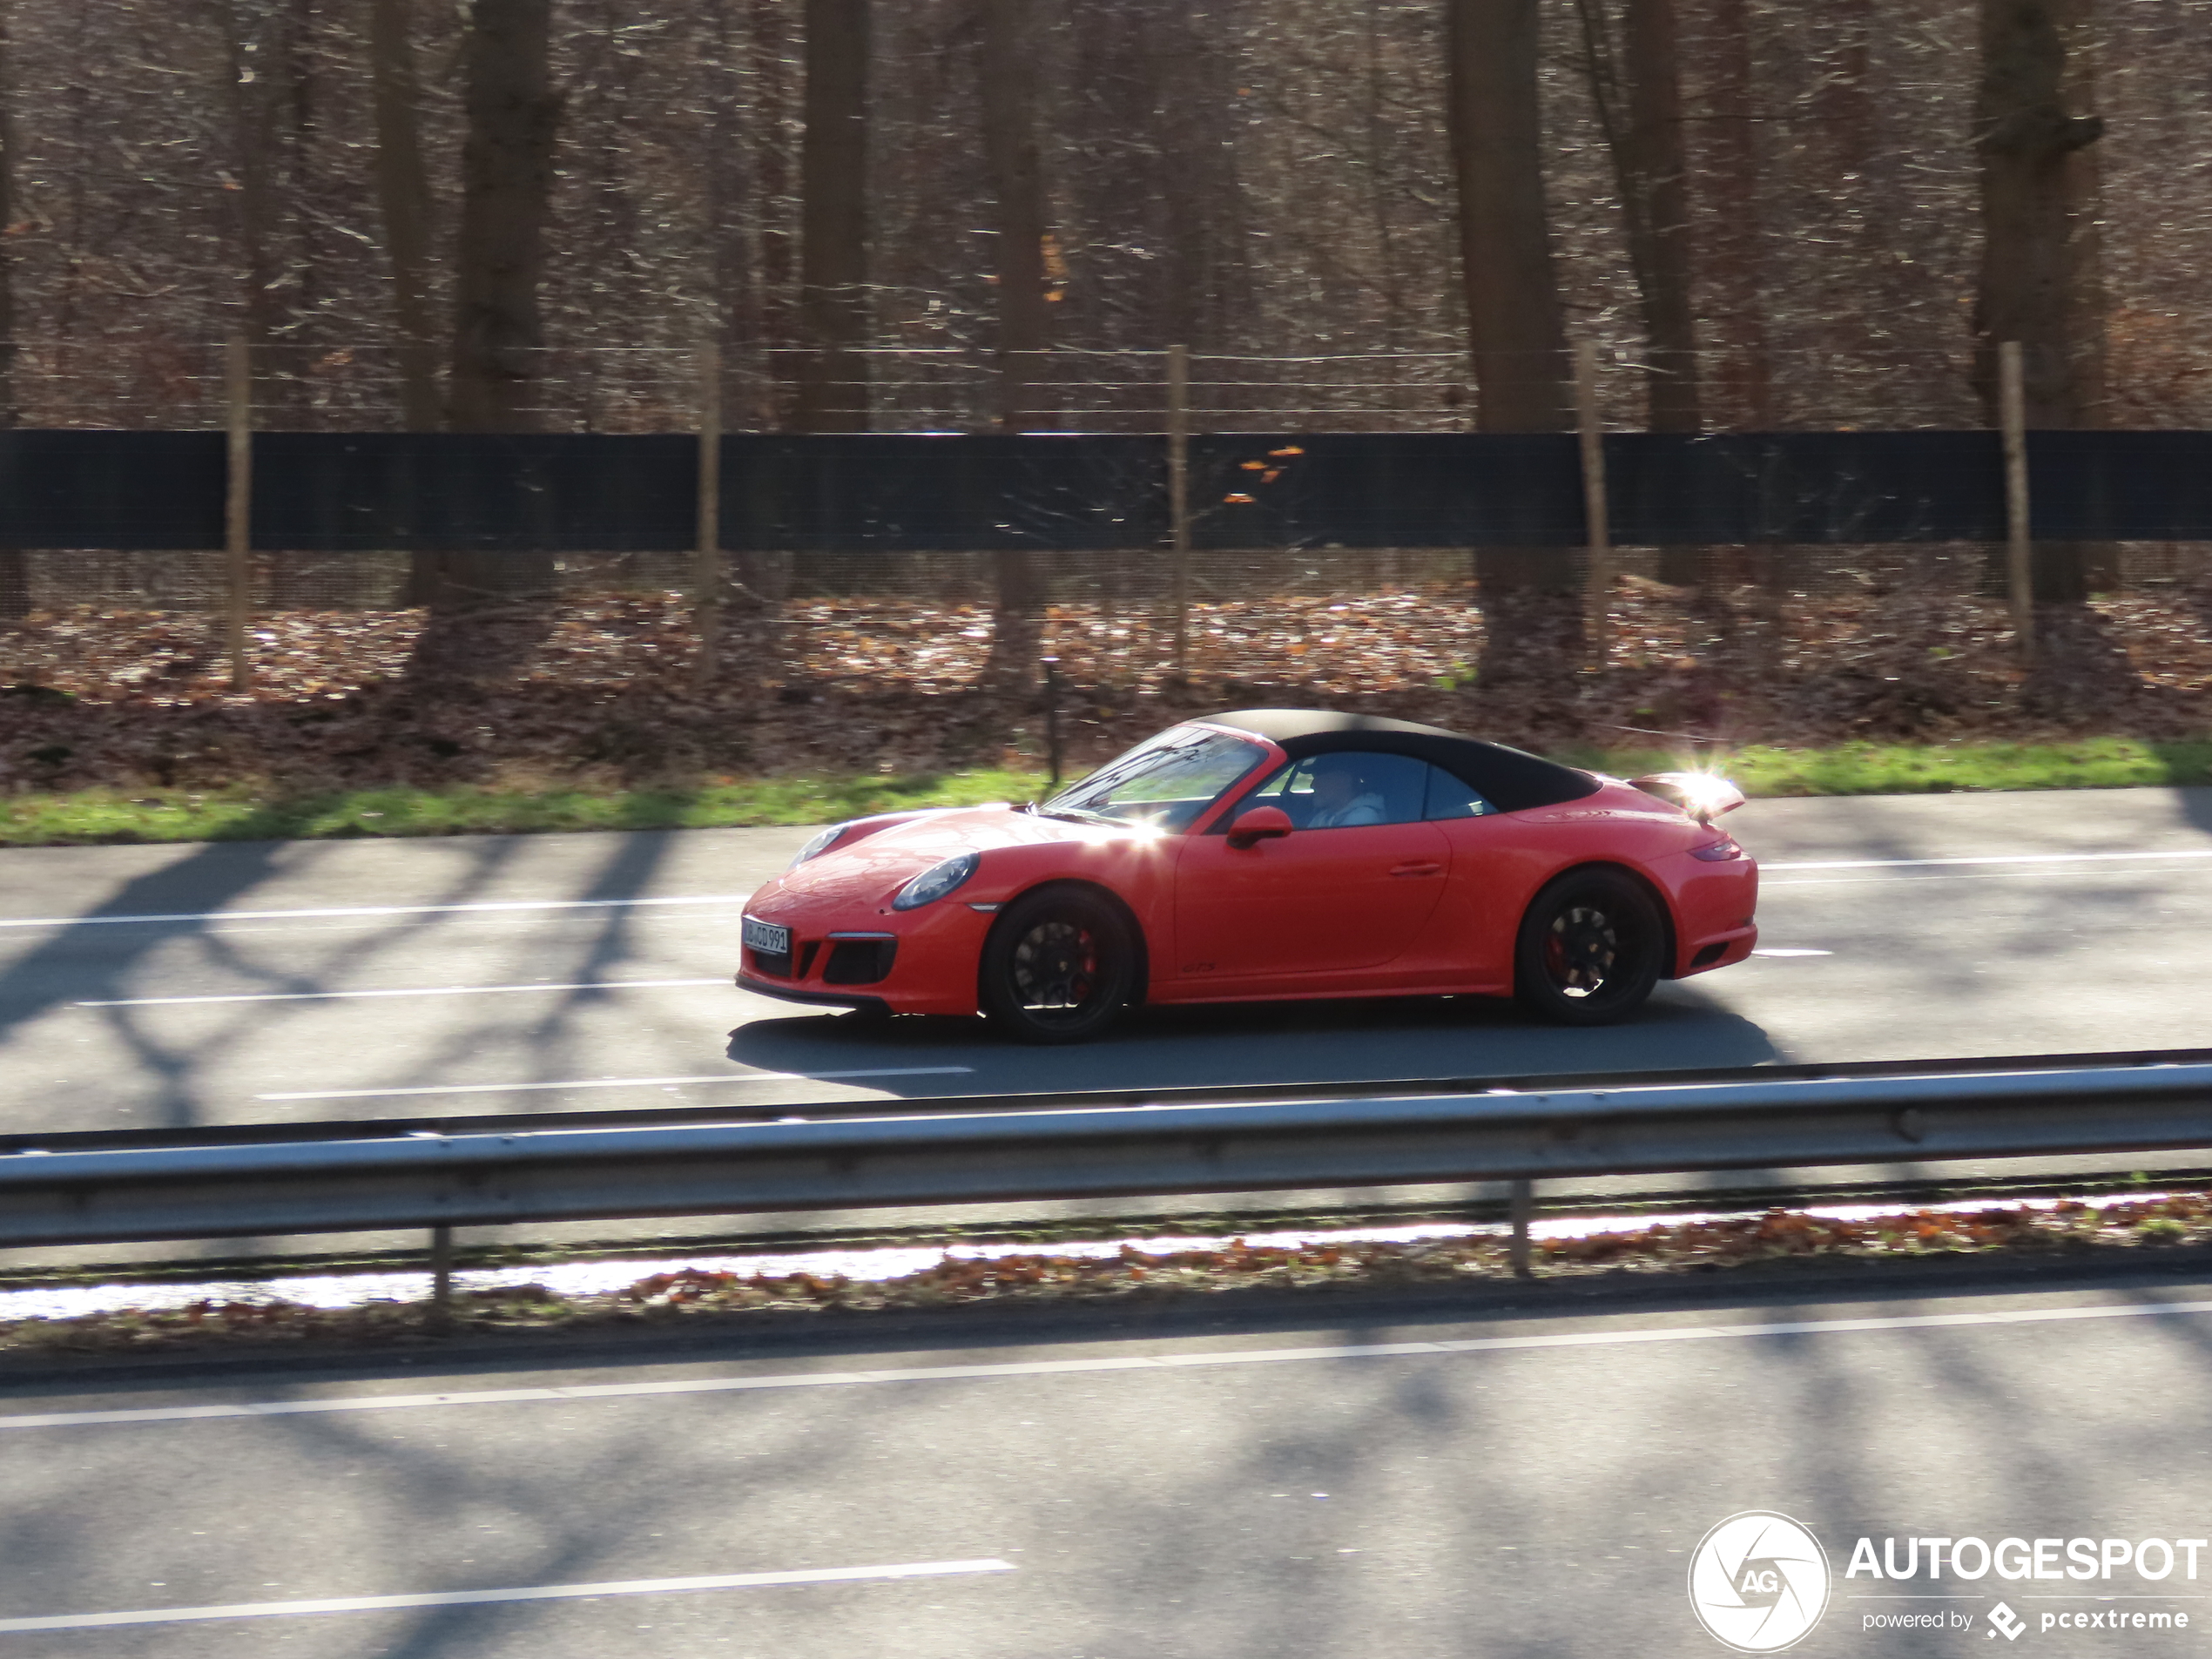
(1529, 860), (1683, 981)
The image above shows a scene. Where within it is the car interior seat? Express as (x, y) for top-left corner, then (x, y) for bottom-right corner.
(1375, 759), (1426, 826)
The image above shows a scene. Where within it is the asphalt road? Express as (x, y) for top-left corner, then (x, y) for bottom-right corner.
(2, 1272), (2209, 1656)
(4, 786), (2208, 1134)
(2, 786), (2208, 1268)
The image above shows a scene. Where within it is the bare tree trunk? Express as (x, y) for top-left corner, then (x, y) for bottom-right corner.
(216, 1), (307, 395)
(447, 0), (560, 437)
(1581, 0), (1704, 585)
(795, 0), (869, 432)
(1703, 0), (1769, 435)
(1973, 0), (2103, 606)
(371, 0), (439, 433)
(414, 0), (563, 668)
(1446, 0), (1581, 684)
(1699, 0), (1783, 607)
(1584, 0), (1701, 437)
(2063, 3), (2114, 588)
(983, 0), (1047, 433)
(0, 0), (24, 622)
(981, 0), (1045, 685)
(746, 0), (797, 431)
(1158, 0), (1253, 354)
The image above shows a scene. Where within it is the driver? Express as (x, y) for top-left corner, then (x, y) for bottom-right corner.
(1305, 754), (1386, 827)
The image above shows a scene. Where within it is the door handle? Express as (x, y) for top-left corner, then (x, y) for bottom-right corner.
(1389, 861), (1444, 877)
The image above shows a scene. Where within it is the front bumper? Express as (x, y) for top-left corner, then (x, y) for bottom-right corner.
(734, 895), (995, 1016)
(733, 973), (891, 1015)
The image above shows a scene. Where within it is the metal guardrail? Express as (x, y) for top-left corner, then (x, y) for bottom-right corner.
(5, 1059), (2212, 1251)
(13, 1045), (2212, 1157)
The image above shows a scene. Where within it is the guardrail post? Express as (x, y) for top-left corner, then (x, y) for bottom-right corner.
(1509, 1177), (1536, 1278)
(428, 1223), (455, 1332)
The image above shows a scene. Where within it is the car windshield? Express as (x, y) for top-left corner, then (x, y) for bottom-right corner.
(1041, 726), (1267, 832)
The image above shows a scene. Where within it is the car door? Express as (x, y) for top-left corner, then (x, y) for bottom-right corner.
(1170, 752), (1451, 986)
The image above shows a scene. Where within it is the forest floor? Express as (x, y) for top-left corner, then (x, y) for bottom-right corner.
(5, 577), (2212, 843)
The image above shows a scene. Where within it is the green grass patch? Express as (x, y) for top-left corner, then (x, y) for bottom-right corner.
(1554, 738), (2212, 798)
(8, 740), (2212, 846)
(0, 770), (1045, 847)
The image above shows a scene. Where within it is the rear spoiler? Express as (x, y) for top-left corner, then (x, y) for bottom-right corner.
(1629, 771), (1745, 826)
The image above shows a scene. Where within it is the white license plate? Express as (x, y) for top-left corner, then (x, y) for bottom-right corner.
(742, 916), (791, 955)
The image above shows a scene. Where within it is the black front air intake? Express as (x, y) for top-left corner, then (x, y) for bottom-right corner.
(823, 939), (898, 985)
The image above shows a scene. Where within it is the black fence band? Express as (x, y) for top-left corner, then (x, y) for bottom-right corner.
(0, 428), (2206, 552)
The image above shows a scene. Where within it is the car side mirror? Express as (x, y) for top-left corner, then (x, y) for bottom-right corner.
(1226, 805), (1293, 849)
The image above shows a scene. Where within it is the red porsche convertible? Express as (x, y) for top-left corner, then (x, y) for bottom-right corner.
(736, 710), (1757, 1042)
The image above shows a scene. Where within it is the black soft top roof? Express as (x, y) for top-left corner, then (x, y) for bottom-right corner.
(1201, 708), (1602, 813)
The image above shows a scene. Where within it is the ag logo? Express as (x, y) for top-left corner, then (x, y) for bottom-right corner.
(1688, 1511), (1831, 1652)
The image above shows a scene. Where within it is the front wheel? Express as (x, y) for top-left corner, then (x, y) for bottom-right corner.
(979, 887), (1136, 1044)
(1514, 869), (1665, 1027)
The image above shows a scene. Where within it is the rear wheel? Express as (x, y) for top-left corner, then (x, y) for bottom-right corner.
(1514, 869), (1665, 1026)
(980, 887), (1136, 1044)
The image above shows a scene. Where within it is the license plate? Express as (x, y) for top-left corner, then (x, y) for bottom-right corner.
(742, 916), (791, 955)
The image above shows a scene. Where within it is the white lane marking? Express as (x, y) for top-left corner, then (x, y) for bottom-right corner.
(1750, 948), (1831, 958)
(0, 1559), (1015, 1634)
(1762, 867), (2212, 890)
(7, 1297), (2209, 1433)
(6, 851), (2203, 927)
(78, 978), (731, 1009)
(1764, 849), (2212, 873)
(253, 1066), (971, 1101)
(0, 894), (754, 931)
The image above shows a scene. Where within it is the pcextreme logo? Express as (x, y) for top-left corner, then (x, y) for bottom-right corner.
(1688, 1511), (1832, 1653)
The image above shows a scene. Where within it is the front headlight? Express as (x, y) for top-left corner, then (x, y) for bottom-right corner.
(892, 852), (979, 911)
(789, 823), (848, 869)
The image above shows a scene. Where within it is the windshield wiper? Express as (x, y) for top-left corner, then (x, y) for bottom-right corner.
(1033, 803), (1118, 826)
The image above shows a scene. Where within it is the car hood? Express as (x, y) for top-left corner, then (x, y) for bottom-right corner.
(768, 804), (1137, 906)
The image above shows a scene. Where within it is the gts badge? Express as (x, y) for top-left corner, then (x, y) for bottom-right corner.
(1181, 961), (1216, 974)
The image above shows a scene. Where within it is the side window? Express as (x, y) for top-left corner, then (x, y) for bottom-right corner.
(1244, 751), (1428, 829)
(1424, 765), (1497, 820)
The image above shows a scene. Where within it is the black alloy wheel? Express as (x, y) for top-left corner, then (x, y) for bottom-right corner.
(1513, 868), (1665, 1026)
(980, 887), (1136, 1044)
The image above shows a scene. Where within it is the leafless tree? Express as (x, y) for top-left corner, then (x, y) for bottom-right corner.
(446, 0), (561, 436)
(420, 0), (563, 641)
(1973, 0), (2105, 604)
(370, 0), (438, 431)
(981, 0), (1044, 679)
(1447, 0), (1580, 680)
(795, 0), (869, 430)
(0, 0), (20, 620)
(1578, 0), (1706, 587)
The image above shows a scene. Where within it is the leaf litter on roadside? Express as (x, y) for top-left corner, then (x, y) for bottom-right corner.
(4, 1191), (2207, 1358)
(5, 577), (2212, 796)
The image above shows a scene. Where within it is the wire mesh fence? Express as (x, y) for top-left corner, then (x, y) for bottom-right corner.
(3, 345), (2211, 715)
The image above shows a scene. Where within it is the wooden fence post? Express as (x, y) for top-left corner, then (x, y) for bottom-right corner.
(1999, 340), (2034, 666)
(1575, 341), (1611, 668)
(224, 337), (253, 691)
(694, 339), (723, 687)
(1167, 343), (1191, 679)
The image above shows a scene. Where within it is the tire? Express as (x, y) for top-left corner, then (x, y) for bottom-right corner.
(980, 887), (1136, 1044)
(1514, 868), (1666, 1027)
